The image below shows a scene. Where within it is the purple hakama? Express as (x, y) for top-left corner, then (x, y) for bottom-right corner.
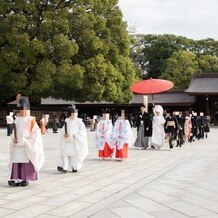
(10, 161), (38, 182)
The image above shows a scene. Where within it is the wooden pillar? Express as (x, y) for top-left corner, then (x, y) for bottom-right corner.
(205, 95), (210, 116)
(143, 95), (148, 112)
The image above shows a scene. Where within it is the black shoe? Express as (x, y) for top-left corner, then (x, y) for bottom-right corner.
(57, 166), (67, 173)
(72, 169), (78, 173)
(151, 145), (155, 149)
(20, 181), (29, 187)
(8, 180), (20, 187)
(57, 166), (62, 171)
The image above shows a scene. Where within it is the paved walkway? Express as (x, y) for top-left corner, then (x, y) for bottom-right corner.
(0, 127), (218, 218)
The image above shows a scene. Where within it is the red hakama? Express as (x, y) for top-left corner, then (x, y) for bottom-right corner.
(115, 143), (128, 159)
(98, 142), (114, 158)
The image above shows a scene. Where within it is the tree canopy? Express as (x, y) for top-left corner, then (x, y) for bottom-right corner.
(197, 55), (218, 73)
(131, 34), (218, 86)
(161, 50), (199, 89)
(0, 0), (137, 103)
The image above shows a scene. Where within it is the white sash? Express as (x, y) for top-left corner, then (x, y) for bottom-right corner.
(11, 147), (29, 163)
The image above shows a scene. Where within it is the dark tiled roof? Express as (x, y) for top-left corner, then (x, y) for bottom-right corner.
(40, 91), (195, 106)
(186, 73), (218, 95)
(146, 92), (196, 105)
(40, 98), (111, 105)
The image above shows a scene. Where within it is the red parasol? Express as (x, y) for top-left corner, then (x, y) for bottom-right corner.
(130, 78), (173, 94)
(130, 78), (174, 106)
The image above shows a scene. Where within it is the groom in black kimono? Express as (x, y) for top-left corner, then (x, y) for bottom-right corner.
(134, 104), (152, 149)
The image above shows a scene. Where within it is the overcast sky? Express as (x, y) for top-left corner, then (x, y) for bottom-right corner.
(118, 0), (218, 40)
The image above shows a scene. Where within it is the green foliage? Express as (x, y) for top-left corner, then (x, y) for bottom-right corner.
(133, 35), (218, 89)
(131, 34), (194, 78)
(161, 50), (199, 89)
(192, 38), (218, 56)
(0, 0), (136, 103)
(197, 55), (218, 73)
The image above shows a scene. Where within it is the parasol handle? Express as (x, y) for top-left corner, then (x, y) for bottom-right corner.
(64, 121), (67, 135)
(13, 123), (17, 140)
(152, 94), (155, 106)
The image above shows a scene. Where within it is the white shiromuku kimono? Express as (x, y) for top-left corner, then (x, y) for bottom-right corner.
(9, 116), (44, 173)
(113, 119), (134, 150)
(94, 120), (114, 158)
(151, 105), (166, 148)
(60, 117), (88, 171)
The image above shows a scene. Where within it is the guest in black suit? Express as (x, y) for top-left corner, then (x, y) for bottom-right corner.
(175, 111), (184, 147)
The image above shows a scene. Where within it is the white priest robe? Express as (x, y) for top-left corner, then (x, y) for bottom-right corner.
(9, 116), (44, 172)
(151, 115), (166, 148)
(60, 117), (88, 171)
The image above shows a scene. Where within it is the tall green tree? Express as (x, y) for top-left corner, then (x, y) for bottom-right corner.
(191, 38), (218, 56)
(131, 34), (218, 80)
(0, 0), (136, 103)
(132, 34), (194, 78)
(197, 55), (218, 73)
(161, 50), (199, 89)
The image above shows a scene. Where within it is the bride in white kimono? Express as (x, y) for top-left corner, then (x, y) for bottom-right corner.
(151, 105), (166, 149)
